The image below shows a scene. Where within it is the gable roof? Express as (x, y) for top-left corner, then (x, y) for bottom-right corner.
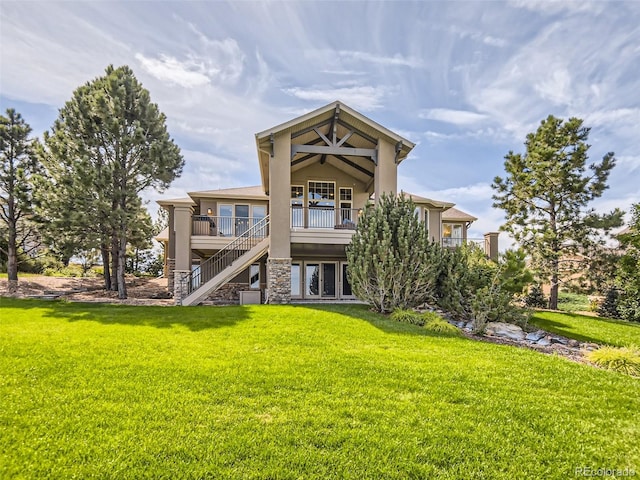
(188, 185), (268, 200)
(255, 101), (416, 190)
(442, 207), (477, 222)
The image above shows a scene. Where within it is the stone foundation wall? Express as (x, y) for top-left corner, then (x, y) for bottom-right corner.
(167, 258), (176, 292)
(267, 258), (291, 304)
(173, 270), (190, 305)
(205, 283), (260, 305)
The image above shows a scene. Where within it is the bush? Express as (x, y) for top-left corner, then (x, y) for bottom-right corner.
(423, 316), (460, 336)
(524, 284), (547, 308)
(347, 193), (442, 313)
(390, 308), (425, 326)
(598, 287), (620, 319)
(587, 346), (640, 377)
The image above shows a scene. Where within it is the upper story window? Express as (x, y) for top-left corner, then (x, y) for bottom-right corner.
(339, 188), (353, 223)
(291, 186), (304, 228)
(308, 181), (335, 207)
(291, 186), (304, 206)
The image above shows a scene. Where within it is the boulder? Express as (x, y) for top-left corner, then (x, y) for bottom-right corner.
(485, 322), (526, 341)
(525, 330), (546, 342)
(537, 336), (552, 347)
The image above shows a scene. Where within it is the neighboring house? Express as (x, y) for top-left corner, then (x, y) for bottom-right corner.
(157, 101), (498, 306)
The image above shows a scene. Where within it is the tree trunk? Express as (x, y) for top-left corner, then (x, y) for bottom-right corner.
(549, 270), (559, 310)
(110, 235), (119, 291)
(117, 234), (127, 299)
(101, 243), (111, 290)
(7, 219), (18, 293)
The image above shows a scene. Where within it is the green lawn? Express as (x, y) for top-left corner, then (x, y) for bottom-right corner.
(557, 292), (591, 313)
(1, 298), (639, 479)
(531, 310), (640, 347)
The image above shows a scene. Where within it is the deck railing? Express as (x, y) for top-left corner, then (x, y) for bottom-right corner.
(291, 207), (360, 229)
(185, 215), (270, 297)
(192, 215), (268, 237)
(441, 237), (484, 248)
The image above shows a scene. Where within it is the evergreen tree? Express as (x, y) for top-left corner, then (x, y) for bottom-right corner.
(615, 203), (640, 322)
(39, 65), (184, 298)
(346, 193), (440, 313)
(0, 109), (42, 291)
(492, 115), (620, 310)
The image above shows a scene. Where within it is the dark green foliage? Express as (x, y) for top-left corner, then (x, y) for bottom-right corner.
(525, 284), (547, 308)
(38, 65), (183, 298)
(0, 109), (42, 285)
(435, 243), (522, 324)
(346, 193), (441, 313)
(492, 115), (620, 310)
(499, 248), (534, 295)
(348, 194), (527, 324)
(598, 286), (620, 319)
(615, 203), (640, 322)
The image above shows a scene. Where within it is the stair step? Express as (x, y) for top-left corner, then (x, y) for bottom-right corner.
(27, 294), (61, 300)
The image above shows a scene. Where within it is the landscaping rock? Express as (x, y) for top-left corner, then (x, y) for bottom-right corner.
(551, 336), (568, 345)
(464, 321), (474, 331)
(525, 330), (546, 342)
(537, 336), (552, 347)
(485, 322), (526, 341)
(568, 339), (580, 348)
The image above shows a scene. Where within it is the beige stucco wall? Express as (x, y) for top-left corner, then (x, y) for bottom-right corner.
(428, 209), (442, 244)
(292, 161), (371, 209)
(269, 132), (291, 258)
(374, 138), (397, 200)
(174, 205), (193, 270)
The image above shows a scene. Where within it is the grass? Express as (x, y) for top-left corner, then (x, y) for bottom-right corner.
(0, 272), (41, 279)
(1, 298), (639, 479)
(557, 292), (591, 313)
(531, 310), (640, 347)
(588, 346), (640, 377)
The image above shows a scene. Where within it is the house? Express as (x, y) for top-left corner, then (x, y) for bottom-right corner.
(157, 101), (498, 306)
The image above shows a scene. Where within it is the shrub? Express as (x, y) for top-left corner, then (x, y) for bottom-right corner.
(390, 308), (424, 326)
(587, 346), (640, 377)
(423, 316), (460, 336)
(347, 193), (442, 313)
(598, 286), (620, 319)
(524, 284), (547, 308)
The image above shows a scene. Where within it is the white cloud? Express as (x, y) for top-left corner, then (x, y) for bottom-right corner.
(336, 50), (425, 68)
(419, 108), (488, 126)
(135, 53), (210, 88)
(284, 85), (390, 111)
(617, 155), (640, 173)
(507, 0), (605, 16)
(533, 68), (572, 105)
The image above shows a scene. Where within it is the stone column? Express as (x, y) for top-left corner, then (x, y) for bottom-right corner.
(266, 131), (292, 304)
(167, 257), (176, 292)
(267, 258), (291, 304)
(484, 232), (500, 261)
(173, 270), (191, 305)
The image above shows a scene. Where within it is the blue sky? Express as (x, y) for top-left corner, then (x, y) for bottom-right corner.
(2, 1), (639, 248)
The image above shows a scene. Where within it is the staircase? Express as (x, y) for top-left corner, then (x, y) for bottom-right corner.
(180, 216), (270, 306)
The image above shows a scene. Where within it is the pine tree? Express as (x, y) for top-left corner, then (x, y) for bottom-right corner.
(39, 65), (184, 298)
(0, 109), (42, 291)
(615, 203), (640, 322)
(492, 115), (620, 310)
(346, 193), (440, 313)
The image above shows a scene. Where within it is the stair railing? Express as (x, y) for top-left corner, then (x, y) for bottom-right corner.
(183, 215), (270, 300)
